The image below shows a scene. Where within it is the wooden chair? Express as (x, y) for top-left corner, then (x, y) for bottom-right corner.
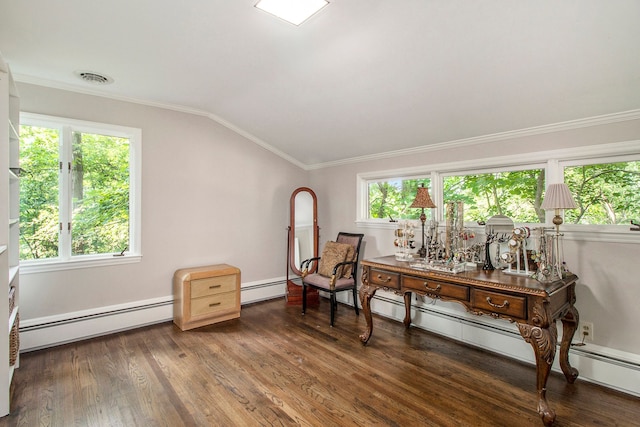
(300, 232), (364, 326)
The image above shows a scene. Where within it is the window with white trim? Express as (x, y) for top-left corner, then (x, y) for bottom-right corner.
(357, 141), (640, 239)
(367, 176), (432, 222)
(442, 166), (546, 224)
(19, 113), (141, 267)
(562, 156), (640, 225)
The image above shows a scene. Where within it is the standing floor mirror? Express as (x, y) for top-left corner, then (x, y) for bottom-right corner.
(286, 187), (319, 305)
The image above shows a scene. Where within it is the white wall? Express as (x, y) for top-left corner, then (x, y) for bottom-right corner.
(17, 83), (308, 345)
(309, 118), (640, 395)
(15, 82), (640, 395)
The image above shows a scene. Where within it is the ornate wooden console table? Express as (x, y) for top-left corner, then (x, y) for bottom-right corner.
(359, 256), (579, 426)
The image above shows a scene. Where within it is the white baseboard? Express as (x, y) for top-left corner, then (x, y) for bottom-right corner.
(19, 277), (287, 352)
(18, 278), (640, 399)
(362, 292), (640, 398)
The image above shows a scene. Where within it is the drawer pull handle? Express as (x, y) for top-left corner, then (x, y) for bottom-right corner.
(486, 297), (509, 309)
(209, 285), (222, 289)
(376, 274), (392, 283)
(424, 283), (441, 292)
(209, 302), (221, 307)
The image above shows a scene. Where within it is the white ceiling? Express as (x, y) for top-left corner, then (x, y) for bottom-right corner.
(1, 1), (639, 168)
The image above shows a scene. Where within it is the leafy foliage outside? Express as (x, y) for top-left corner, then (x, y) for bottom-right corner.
(564, 161), (640, 225)
(20, 125), (130, 260)
(443, 169), (545, 223)
(368, 178), (431, 221)
(70, 132), (130, 256)
(368, 162), (640, 226)
(19, 126), (60, 259)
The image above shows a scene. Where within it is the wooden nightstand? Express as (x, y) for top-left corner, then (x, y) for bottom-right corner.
(173, 264), (241, 331)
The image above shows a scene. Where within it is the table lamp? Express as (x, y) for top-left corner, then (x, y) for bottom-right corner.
(540, 183), (577, 279)
(410, 184), (436, 258)
(541, 183), (577, 233)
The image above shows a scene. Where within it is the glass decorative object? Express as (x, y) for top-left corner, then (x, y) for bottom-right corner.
(394, 221), (415, 261)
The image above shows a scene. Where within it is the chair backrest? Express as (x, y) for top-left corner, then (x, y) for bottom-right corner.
(336, 232), (364, 274)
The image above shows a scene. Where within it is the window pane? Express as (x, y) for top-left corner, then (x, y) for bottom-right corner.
(368, 178), (432, 220)
(71, 131), (130, 256)
(564, 161), (640, 225)
(443, 169), (545, 223)
(19, 125), (60, 260)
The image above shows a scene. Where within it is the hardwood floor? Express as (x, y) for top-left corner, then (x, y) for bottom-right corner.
(2, 298), (639, 426)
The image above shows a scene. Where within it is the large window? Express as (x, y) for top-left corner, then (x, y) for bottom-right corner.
(19, 114), (141, 268)
(563, 158), (640, 225)
(358, 142), (640, 238)
(367, 177), (431, 221)
(443, 168), (545, 224)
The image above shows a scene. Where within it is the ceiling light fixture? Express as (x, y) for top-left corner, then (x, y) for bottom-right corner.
(255, 0), (329, 26)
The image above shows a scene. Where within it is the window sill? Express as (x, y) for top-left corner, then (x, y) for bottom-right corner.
(356, 220), (640, 244)
(20, 254), (142, 274)
(355, 219), (421, 230)
(563, 229), (640, 244)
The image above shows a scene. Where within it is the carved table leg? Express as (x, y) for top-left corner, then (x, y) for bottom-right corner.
(518, 321), (558, 426)
(359, 268), (377, 344)
(403, 292), (412, 328)
(560, 305), (580, 383)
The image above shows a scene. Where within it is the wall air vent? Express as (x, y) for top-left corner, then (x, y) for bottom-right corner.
(75, 71), (114, 85)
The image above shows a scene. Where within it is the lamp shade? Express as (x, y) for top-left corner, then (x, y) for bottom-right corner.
(541, 183), (577, 210)
(410, 184), (436, 209)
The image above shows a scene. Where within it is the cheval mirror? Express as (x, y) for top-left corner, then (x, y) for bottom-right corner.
(286, 187), (319, 304)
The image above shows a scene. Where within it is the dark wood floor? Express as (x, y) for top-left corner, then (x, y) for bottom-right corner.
(2, 298), (639, 427)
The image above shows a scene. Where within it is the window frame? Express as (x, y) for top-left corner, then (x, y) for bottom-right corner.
(559, 153), (640, 233)
(439, 162), (547, 225)
(19, 113), (142, 273)
(356, 140), (640, 244)
(364, 173), (434, 222)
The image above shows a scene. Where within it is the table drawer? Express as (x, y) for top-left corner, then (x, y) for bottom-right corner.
(369, 268), (400, 289)
(402, 275), (469, 300)
(471, 289), (527, 319)
(191, 275), (237, 298)
(191, 292), (237, 317)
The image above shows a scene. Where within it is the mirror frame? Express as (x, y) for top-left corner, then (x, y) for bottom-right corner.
(485, 214), (515, 269)
(288, 187), (319, 276)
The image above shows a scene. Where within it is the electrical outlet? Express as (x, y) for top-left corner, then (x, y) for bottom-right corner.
(580, 321), (594, 342)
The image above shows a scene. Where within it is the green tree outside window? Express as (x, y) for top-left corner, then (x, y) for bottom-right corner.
(443, 169), (545, 223)
(20, 125), (130, 260)
(564, 161), (640, 225)
(368, 178), (431, 221)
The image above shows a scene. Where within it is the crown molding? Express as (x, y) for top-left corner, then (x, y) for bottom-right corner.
(15, 73), (211, 117)
(14, 74), (309, 170)
(15, 74), (640, 172)
(308, 109), (640, 170)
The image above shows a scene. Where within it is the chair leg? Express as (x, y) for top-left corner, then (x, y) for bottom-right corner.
(330, 292), (336, 327)
(352, 287), (359, 315)
(302, 284), (307, 315)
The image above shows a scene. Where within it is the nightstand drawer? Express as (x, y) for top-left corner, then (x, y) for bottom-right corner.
(471, 289), (527, 319)
(191, 292), (237, 317)
(191, 275), (236, 298)
(403, 275), (469, 300)
(173, 264), (241, 330)
(369, 268), (400, 289)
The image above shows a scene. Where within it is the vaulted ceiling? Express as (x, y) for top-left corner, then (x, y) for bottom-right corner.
(1, 1), (639, 168)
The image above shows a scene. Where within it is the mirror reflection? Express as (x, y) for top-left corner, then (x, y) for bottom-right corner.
(294, 191), (314, 268)
(484, 214), (514, 269)
(288, 187), (318, 276)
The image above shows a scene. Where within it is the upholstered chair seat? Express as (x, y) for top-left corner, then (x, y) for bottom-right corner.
(300, 232), (364, 326)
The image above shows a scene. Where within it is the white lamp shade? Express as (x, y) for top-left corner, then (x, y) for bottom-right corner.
(541, 183), (577, 210)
